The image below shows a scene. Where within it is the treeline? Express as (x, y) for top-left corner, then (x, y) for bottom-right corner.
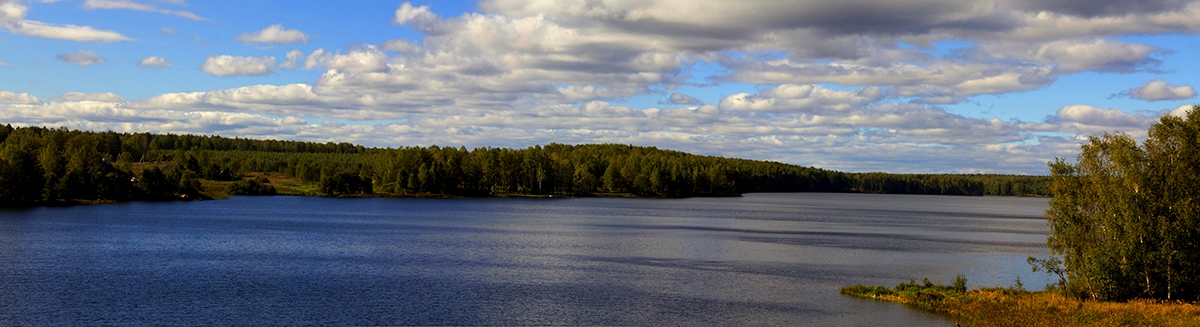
(191, 144), (1048, 197)
(0, 124), (1050, 205)
(848, 173), (1049, 196)
(0, 126), (205, 206)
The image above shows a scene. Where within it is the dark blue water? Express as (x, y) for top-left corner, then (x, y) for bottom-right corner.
(0, 193), (1050, 326)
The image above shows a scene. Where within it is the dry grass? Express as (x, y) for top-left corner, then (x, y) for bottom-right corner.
(843, 283), (1200, 326)
(197, 179), (231, 199)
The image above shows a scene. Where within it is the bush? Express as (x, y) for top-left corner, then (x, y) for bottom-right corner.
(319, 171), (372, 196)
(225, 179), (276, 196)
(952, 274), (968, 292)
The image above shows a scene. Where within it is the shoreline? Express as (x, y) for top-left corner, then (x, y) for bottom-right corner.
(841, 281), (1200, 326)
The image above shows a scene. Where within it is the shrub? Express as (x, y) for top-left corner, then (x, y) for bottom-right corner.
(952, 274), (968, 292)
(225, 179), (276, 196)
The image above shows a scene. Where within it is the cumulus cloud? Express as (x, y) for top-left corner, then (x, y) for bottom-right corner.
(0, 90), (40, 105)
(720, 84), (884, 113)
(1128, 79), (1197, 101)
(82, 0), (207, 21)
(301, 46), (390, 73)
(393, 2), (441, 32)
(1169, 104), (1196, 118)
(980, 39), (1161, 73)
(668, 93), (702, 105)
(727, 59), (1056, 104)
(53, 92), (125, 102)
(236, 24), (309, 45)
(137, 55), (172, 69)
(56, 50), (108, 66)
(200, 55), (275, 77)
(0, 1), (25, 26)
(282, 48), (390, 72)
(1046, 105), (1160, 130)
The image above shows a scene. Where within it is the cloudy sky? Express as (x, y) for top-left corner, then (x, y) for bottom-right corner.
(2, 0), (1198, 174)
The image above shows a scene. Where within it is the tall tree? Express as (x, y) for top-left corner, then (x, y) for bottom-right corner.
(1045, 105), (1200, 301)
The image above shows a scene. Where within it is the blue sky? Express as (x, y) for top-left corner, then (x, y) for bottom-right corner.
(1, 0), (1198, 174)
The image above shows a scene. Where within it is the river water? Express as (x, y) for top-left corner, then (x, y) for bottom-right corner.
(0, 193), (1050, 326)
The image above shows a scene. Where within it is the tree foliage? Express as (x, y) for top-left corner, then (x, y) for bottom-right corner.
(225, 179), (276, 196)
(319, 172), (372, 196)
(1045, 105), (1200, 301)
(0, 126), (204, 205)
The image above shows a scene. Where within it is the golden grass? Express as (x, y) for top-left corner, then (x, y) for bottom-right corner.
(842, 283), (1200, 326)
(197, 179), (231, 199)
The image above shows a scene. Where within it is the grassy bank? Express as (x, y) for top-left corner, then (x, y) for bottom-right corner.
(841, 279), (1200, 326)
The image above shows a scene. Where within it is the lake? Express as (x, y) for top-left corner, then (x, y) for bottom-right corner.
(0, 193), (1051, 326)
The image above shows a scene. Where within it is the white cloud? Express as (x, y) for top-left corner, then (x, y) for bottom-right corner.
(1048, 105), (1158, 129)
(1128, 79), (1197, 101)
(325, 46), (388, 73)
(0, 1), (26, 27)
(728, 59), (1056, 104)
(719, 84), (884, 113)
(980, 39), (1160, 73)
(56, 50), (108, 66)
(9, 20), (133, 42)
(200, 55), (275, 77)
(0, 90), (40, 105)
(235, 24), (308, 45)
(53, 92), (124, 102)
(82, 0), (207, 21)
(2, 0), (149, 42)
(996, 4), (1200, 42)
(137, 55), (172, 69)
(0, 60), (9, 67)
(393, 2), (441, 32)
(1169, 104), (1196, 118)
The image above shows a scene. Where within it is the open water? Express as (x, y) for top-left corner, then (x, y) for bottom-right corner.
(0, 193), (1051, 326)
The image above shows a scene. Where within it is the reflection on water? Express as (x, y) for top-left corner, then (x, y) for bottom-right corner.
(0, 193), (1049, 326)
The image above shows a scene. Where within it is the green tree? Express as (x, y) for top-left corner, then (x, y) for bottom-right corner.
(573, 163), (597, 194)
(1044, 105), (1200, 301)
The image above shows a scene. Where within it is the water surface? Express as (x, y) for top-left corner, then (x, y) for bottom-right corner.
(0, 193), (1051, 326)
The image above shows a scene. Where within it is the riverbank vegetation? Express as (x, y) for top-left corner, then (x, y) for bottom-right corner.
(842, 106), (1200, 325)
(1039, 105), (1200, 301)
(0, 124), (1049, 206)
(841, 278), (1200, 326)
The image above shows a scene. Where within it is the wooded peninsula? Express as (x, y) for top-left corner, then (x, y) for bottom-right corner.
(0, 124), (1049, 206)
(842, 106), (1200, 325)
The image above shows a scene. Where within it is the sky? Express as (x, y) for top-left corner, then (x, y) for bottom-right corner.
(1, 0), (1198, 174)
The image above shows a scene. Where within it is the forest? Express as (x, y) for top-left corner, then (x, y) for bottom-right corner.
(0, 124), (1050, 206)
